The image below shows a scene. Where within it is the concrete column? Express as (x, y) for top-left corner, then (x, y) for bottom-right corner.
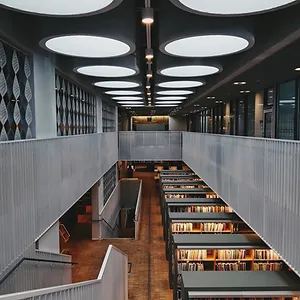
(33, 53), (57, 138)
(255, 91), (264, 137)
(37, 221), (60, 254)
(91, 182), (100, 240)
(115, 106), (118, 132)
(96, 96), (103, 133)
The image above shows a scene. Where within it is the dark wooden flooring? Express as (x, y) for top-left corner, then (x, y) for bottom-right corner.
(66, 171), (172, 300)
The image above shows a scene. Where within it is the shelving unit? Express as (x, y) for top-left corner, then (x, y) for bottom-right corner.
(165, 212), (252, 259)
(180, 271), (300, 300)
(162, 182), (207, 189)
(162, 198), (229, 240)
(159, 170), (195, 176)
(170, 234), (286, 297)
(161, 177), (202, 183)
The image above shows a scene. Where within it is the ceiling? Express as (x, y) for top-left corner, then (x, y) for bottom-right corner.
(1, 0), (300, 116)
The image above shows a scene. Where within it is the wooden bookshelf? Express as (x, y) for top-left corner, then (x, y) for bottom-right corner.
(170, 235), (291, 300)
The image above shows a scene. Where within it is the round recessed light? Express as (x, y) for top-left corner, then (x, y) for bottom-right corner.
(156, 96), (186, 101)
(295, 67), (300, 71)
(113, 96), (143, 100)
(159, 65), (220, 77)
(156, 104), (179, 107)
(207, 96), (216, 99)
(234, 81), (247, 85)
(158, 80), (204, 88)
(155, 101), (182, 104)
(42, 35), (131, 58)
(117, 101), (144, 104)
(163, 35), (252, 57)
(0, 0), (121, 16)
(76, 65), (136, 77)
(122, 104), (144, 107)
(105, 90), (142, 95)
(94, 81), (139, 88)
(157, 90), (193, 95)
(171, 0), (298, 16)
(240, 90), (251, 93)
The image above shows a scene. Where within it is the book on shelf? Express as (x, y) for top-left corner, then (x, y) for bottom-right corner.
(217, 249), (246, 260)
(171, 206), (232, 213)
(253, 262), (283, 271)
(172, 222), (229, 233)
(254, 250), (280, 260)
(178, 249), (207, 260)
(216, 262), (247, 271)
(178, 262), (204, 272)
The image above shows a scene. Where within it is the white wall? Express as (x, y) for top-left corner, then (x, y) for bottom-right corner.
(169, 116), (187, 131)
(37, 222), (60, 254)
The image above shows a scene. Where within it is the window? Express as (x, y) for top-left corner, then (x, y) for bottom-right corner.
(0, 40), (34, 141)
(103, 164), (117, 205)
(277, 80), (296, 140)
(102, 102), (116, 132)
(247, 94), (255, 136)
(55, 73), (96, 136)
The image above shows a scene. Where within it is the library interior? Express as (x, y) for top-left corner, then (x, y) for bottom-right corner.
(1, 1), (300, 300)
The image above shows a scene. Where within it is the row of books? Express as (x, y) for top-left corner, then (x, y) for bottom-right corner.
(216, 262), (247, 271)
(253, 262), (283, 271)
(170, 206), (232, 213)
(178, 262), (204, 272)
(217, 249), (246, 260)
(177, 250), (207, 260)
(254, 250), (280, 260)
(172, 222), (229, 232)
(164, 185), (198, 189)
(162, 178), (199, 182)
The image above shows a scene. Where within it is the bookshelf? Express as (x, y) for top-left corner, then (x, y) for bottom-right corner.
(162, 183), (208, 189)
(171, 235), (289, 300)
(159, 170), (194, 176)
(165, 212), (252, 260)
(162, 198), (228, 240)
(179, 271), (300, 300)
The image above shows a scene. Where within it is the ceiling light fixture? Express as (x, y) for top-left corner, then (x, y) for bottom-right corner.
(158, 80), (204, 88)
(163, 35), (253, 57)
(156, 96), (186, 101)
(146, 71), (153, 78)
(157, 90), (193, 95)
(159, 65), (220, 77)
(76, 65), (136, 77)
(207, 96), (216, 99)
(122, 104), (144, 107)
(105, 90), (142, 95)
(94, 81), (139, 88)
(113, 96), (143, 101)
(142, 7), (154, 24)
(145, 48), (154, 60)
(0, 0), (120, 15)
(117, 101), (144, 104)
(42, 35), (131, 58)
(155, 101), (182, 104)
(240, 90), (251, 93)
(234, 81), (247, 85)
(155, 104), (179, 107)
(147, 92), (151, 96)
(295, 67), (300, 71)
(171, 0), (298, 16)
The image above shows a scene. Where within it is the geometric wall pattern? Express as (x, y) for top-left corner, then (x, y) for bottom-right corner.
(0, 40), (34, 141)
(55, 73), (96, 136)
(102, 101), (116, 132)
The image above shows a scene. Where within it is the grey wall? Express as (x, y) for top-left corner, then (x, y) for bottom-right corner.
(37, 222), (60, 254)
(182, 132), (300, 277)
(136, 124), (166, 131)
(169, 116), (187, 131)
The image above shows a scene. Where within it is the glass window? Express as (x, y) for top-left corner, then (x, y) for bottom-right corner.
(247, 94), (255, 136)
(278, 80), (296, 140)
(102, 102), (116, 132)
(237, 99), (245, 136)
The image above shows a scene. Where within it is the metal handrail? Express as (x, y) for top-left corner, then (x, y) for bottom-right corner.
(92, 210), (120, 232)
(0, 257), (77, 286)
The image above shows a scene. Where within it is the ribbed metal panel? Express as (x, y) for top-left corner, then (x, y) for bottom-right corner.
(0, 245), (128, 300)
(0, 133), (118, 280)
(118, 131), (182, 161)
(182, 132), (300, 276)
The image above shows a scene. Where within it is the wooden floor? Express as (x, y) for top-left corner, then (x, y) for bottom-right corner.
(66, 171), (172, 300)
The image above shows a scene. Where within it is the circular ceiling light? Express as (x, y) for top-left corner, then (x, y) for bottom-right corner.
(94, 81), (139, 88)
(113, 96), (143, 101)
(158, 80), (204, 88)
(157, 90), (193, 95)
(159, 65), (220, 77)
(163, 35), (252, 57)
(105, 90), (142, 95)
(76, 65), (136, 77)
(156, 104), (179, 107)
(156, 96), (186, 101)
(155, 101), (182, 104)
(171, 0), (298, 16)
(121, 104), (144, 107)
(42, 35), (131, 58)
(117, 101), (144, 104)
(0, 0), (121, 16)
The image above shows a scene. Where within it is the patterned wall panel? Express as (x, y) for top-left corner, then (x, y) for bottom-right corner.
(182, 132), (300, 277)
(103, 164), (117, 206)
(0, 40), (34, 141)
(55, 74), (96, 136)
(102, 102), (116, 132)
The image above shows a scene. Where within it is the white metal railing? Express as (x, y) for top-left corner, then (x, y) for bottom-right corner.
(182, 132), (300, 276)
(0, 245), (128, 300)
(0, 133), (118, 278)
(118, 131), (182, 161)
(134, 181), (143, 240)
